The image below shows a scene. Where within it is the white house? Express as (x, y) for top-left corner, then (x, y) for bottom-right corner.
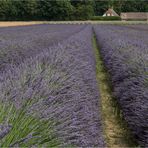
(103, 8), (119, 17)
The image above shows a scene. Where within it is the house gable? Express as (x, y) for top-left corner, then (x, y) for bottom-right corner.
(103, 9), (119, 17)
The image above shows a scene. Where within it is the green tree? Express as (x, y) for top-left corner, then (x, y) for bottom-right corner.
(50, 0), (74, 20)
(94, 0), (109, 15)
(0, 0), (147, 21)
(73, 5), (94, 20)
(23, 0), (38, 19)
(37, 0), (73, 20)
(121, 0), (148, 12)
(71, 0), (94, 20)
(0, 0), (16, 20)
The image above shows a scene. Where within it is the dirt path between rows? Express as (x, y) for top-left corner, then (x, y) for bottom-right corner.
(0, 21), (46, 27)
(92, 33), (138, 147)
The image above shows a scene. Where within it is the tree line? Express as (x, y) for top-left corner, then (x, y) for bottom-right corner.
(0, 0), (148, 21)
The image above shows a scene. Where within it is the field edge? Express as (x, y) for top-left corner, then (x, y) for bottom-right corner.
(92, 32), (138, 147)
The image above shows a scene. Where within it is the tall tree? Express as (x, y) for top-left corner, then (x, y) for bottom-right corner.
(37, 0), (73, 20)
(50, 0), (74, 20)
(24, 0), (38, 19)
(0, 0), (148, 20)
(121, 0), (148, 12)
(94, 0), (109, 15)
(71, 0), (94, 20)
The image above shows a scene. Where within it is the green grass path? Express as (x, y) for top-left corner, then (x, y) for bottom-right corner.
(92, 34), (138, 147)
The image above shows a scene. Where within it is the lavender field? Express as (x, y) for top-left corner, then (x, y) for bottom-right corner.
(94, 24), (148, 147)
(0, 24), (147, 147)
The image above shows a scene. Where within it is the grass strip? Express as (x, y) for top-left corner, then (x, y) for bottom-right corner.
(92, 33), (138, 147)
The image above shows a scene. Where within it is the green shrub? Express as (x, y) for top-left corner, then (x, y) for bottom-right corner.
(90, 16), (121, 21)
(123, 18), (148, 21)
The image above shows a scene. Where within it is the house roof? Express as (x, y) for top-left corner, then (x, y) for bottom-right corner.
(104, 8), (119, 16)
(121, 12), (148, 20)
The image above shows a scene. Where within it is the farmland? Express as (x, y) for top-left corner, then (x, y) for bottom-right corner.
(94, 24), (148, 147)
(0, 23), (148, 147)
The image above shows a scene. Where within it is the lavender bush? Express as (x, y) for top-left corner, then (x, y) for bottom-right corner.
(0, 25), (105, 147)
(0, 24), (85, 72)
(94, 24), (148, 147)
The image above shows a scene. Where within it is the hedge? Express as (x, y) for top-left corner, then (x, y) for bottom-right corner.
(90, 16), (121, 21)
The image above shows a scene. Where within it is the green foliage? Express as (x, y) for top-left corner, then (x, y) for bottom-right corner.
(94, 0), (148, 15)
(37, 0), (74, 21)
(90, 16), (121, 21)
(51, 0), (74, 20)
(123, 0), (148, 12)
(73, 5), (94, 20)
(0, 0), (147, 21)
(94, 0), (109, 15)
(0, 102), (60, 147)
(0, 0), (16, 20)
(0, 0), (94, 21)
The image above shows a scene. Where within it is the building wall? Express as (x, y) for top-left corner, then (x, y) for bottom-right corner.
(103, 12), (113, 17)
(121, 13), (148, 20)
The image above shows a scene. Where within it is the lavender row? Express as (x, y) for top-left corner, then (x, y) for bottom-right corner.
(120, 24), (148, 32)
(0, 25), (105, 147)
(0, 24), (85, 72)
(94, 25), (148, 147)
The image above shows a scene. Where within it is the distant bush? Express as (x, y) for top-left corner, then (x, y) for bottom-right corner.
(90, 16), (121, 21)
(123, 18), (148, 21)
